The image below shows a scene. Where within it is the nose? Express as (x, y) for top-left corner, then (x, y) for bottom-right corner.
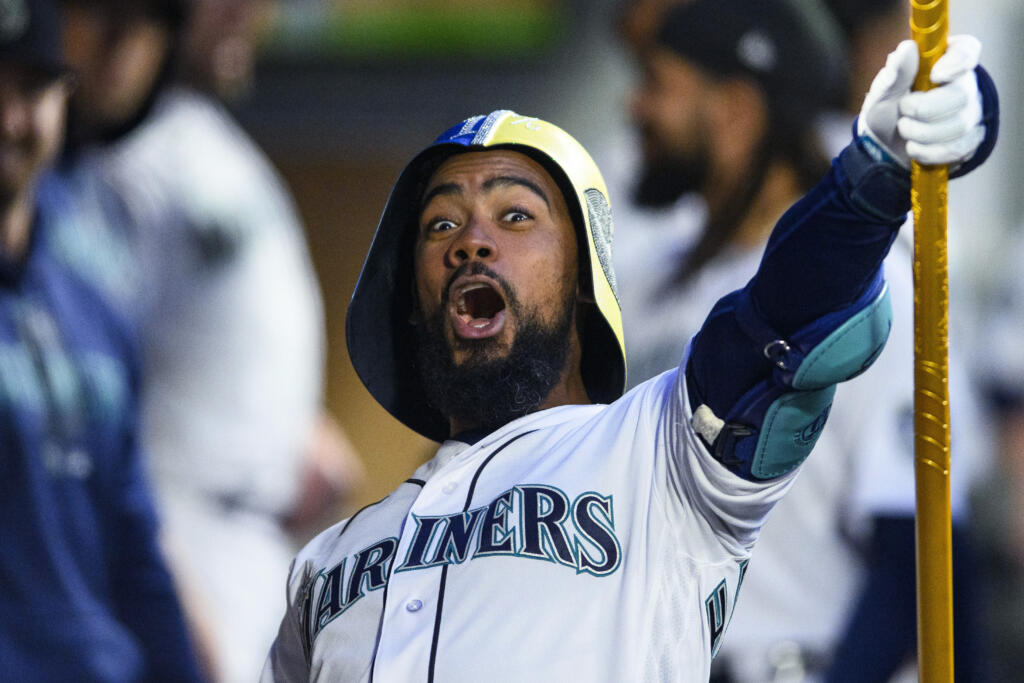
(445, 215), (496, 268)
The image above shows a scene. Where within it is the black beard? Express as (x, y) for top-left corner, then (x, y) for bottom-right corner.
(632, 144), (710, 209)
(412, 265), (575, 435)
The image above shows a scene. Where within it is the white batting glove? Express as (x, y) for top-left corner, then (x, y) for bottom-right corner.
(857, 35), (984, 169)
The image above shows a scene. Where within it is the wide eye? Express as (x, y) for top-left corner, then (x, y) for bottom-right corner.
(425, 217), (458, 234)
(502, 208), (533, 223)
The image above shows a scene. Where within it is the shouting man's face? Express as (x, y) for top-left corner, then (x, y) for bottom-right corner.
(412, 149), (586, 435)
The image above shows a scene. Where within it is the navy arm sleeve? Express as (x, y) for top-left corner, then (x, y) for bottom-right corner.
(686, 142), (908, 437)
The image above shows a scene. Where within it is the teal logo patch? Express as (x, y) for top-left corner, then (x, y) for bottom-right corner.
(793, 403), (832, 446)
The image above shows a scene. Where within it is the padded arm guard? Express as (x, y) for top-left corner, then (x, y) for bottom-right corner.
(691, 272), (892, 480)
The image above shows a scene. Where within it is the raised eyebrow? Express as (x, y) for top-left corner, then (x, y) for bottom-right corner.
(419, 175), (551, 212)
(420, 182), (462, 210)
(482, 175), (550, 208)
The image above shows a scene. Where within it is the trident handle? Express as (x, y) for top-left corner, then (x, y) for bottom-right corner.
(909, 0), (953, 680)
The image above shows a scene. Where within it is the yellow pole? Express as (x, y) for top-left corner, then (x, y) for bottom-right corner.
(909, 0), (953, 680)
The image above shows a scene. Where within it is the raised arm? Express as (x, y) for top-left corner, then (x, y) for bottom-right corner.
(685, 37), (999, 482)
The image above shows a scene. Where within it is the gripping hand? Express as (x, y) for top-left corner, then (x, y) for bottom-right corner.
(857, 35), (984, 170)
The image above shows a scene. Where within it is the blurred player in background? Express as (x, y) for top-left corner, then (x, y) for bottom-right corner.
(0, 0), (203, 679)
(972, 215), (1024, 681)
(55, 0), (365, 680)
(617, 0), (989, 679)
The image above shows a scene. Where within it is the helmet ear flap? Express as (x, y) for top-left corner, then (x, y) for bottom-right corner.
(407, 276), (421, 325)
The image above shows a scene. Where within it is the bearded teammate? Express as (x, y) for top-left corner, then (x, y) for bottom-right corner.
(261, 37), (998, 681)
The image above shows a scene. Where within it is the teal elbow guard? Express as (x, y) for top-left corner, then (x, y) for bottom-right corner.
(692, 275), (892, 480)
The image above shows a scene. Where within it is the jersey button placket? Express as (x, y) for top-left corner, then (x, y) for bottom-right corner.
(372, 461), (472, 680)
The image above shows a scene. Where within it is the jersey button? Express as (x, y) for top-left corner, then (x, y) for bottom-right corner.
(406, 599), (423, 613)
(442, 482), (457, 494)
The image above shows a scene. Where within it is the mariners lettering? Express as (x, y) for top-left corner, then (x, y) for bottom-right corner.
(305, 485), (621, 640)
(573, 493), (619, 575)
(477, 489), (515, 555)
(703, 562), (748, 659)
(519, 485), (576, 565)
(705, 580), (728, 657)
(306, 537), (399, 640)
(0, 342), (129, 421)
(395, 485), (620, 576)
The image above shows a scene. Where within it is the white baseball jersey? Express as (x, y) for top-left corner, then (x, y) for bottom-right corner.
(104, 88), (325, 514)
(616, 213), (987, 678)
(54, 87), (327, 683)
(620, 232), (865, 669)
(262, 360), (796, 682)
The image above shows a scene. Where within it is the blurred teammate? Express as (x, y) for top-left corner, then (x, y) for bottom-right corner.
(0, 0), (202, 680)
(619, 0), (990, 679)
(974, 225), (1024, 681)
(55, 0), (364, 680)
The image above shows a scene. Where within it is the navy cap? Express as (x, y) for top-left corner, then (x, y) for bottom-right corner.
(0, 0), (67, 76)
(823, 0), (905, 41)
(656, 0), (848, 114)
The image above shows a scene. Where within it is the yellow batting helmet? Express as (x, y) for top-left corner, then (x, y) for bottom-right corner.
(346, 110), (626, 441)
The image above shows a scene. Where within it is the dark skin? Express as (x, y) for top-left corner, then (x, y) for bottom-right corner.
(412, 150), (591, 436)
(60, 5), (171, 142)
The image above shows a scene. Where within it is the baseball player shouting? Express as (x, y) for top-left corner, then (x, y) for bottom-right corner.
(262, 35), (998, 682)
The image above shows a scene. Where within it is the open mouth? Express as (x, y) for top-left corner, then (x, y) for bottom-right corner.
(450, 280), (508, 339)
